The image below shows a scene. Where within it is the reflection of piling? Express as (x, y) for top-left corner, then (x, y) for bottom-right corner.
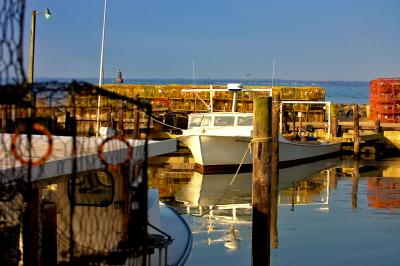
(271, 93), (280, 249)
(252, 97), (272, 266)
(352, 160), (359, 209)
(353, 105), (360, 159)
(328, 168), (337, 189)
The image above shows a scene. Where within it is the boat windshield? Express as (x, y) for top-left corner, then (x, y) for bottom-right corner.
(237, 116), (253, 126)
(189, 115), (212, 127)
(214, 116), (235, 126)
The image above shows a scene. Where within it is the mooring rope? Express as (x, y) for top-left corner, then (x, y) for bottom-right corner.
(141, 111), (185, 131)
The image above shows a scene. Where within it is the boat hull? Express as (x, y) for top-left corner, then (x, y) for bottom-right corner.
(177, 135), (341, 173)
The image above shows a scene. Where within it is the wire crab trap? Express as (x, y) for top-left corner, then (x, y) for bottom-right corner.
(0, 81), (155, 265)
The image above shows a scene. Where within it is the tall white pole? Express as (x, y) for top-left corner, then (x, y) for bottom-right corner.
(96, 0), (107, 137)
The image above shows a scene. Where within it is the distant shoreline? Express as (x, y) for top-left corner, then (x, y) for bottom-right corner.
(36, 77), (370, 85)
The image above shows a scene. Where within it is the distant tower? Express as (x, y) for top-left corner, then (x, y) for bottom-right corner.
(116, 69), (123, 83)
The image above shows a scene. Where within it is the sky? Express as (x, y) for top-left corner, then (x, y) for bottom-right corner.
(24, 0), (400, 81)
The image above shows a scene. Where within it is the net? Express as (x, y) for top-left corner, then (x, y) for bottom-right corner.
(0, 0), (26, 85)
(0, 82), (153, 265)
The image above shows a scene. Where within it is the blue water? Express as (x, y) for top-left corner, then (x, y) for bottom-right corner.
(38, 78), (370, 104)
(157, 157), (400, 266)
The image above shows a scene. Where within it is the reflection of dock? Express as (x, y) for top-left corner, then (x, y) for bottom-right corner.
(175, 162), (338, 251)
(175, 158), (339, 209)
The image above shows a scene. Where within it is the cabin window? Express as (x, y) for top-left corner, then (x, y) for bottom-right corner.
(237, 116), (253, 126)
(214, 116), (235, 126)
(189, 115), (211, 127)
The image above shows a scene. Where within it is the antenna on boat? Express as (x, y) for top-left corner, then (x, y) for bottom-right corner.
(271, 59), (276, 89)
(208, 69), (214, 112)
(192, 58), (196, 89)
(192, 58), (197, 112)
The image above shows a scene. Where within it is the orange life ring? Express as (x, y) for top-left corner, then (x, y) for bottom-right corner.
(97, 135), (133, 170)
(11, 123), (53, 166)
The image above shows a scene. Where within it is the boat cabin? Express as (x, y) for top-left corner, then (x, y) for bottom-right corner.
(187, 113), (253, 129)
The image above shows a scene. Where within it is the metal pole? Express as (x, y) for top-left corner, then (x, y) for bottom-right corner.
(29, 10), (36, 84)
(232, 92), (238, 112)
(96, 0), (107, 137)
(279, 102), (283, 134)
(210, 85), (214, 112)
(25, 10), (37, 121)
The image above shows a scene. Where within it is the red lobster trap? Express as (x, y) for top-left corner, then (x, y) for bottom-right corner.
(369, 78), (400, 123)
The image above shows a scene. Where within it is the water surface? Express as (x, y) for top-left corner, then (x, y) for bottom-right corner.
(149, 155), (400, 266)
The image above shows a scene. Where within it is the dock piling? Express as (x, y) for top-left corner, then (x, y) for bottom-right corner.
(353, 105), (360, 159)
(252, 96), (272, 266)
(271, 93), (280, 249)
(133, 108), (140, 139)
(374, 119), (381, 133)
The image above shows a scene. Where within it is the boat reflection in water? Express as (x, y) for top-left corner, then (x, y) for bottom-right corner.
(156, 157), (340, 252)
(175, 158), (340, 209)
(149, 155), (400, 265)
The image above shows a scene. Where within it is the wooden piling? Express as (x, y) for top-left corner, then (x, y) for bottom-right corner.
(331, 104), (338, 139)
(1, 106), (6, 131)
(41, 202), (57, 265)
(23, 188), (41, 266)
(271, 93), (280, 249)
(133, 108), (140, 139)
(252, 96), (272, 266)
(374, 119), (381, 133)
(65, 111), (71, 134)
(353, 105), (360, 159)
(118, 100), (124, 134)
(292, 107), (296, 134)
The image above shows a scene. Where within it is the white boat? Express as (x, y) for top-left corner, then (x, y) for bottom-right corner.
(177, 111), (341, 173)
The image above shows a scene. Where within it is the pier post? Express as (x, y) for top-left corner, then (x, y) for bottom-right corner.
(118, 100), (124, 134)
(292, 106), (296, 135)
(252, 96), (272, 266)
(23, 188), (41, 266)
(331, 104), (338, 139)
(271, 92), (280, 249)
(353, 105), (360, 159)
(1, 106), (5, 131)
(374, 119), (381, 133)
(133, 108), (140, 139)
(65, 111), (71, 135)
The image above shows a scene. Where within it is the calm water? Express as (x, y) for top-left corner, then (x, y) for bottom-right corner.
(40, 78), (370, 104)
(149, 155), (400, 266)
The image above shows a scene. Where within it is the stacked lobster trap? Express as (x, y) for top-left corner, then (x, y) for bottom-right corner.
(0, 82), (154, 265)
(370, 78), (400, 123)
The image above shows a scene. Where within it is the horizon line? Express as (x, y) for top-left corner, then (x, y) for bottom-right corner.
(36, 77), (372, 83)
